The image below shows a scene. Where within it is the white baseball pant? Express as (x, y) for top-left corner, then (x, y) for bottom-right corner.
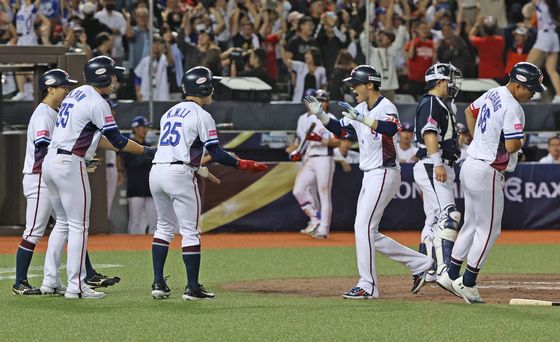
(355, 168), (433, 297)
(21, 173), (54, 245)
(451, 158), (504, 270)
(41, 153), (90, 294)
(106, 165), (117, 217)
(413, 160), (456, 243)
(292, 156), (335, 235)
(127, 197), (157, 234)
(149, 163), (200, 247)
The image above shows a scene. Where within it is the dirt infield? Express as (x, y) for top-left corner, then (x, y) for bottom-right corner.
(222, 274), (560, 304)
(1, 230), (560, 254)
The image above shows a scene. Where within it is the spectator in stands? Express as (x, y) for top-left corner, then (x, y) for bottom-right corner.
(161, 0), (184, 32)
(0, 11), (17, 45)
(92, 32), (113, 57)
(285, 11), (304, 42)
(120, 116), (157, 235)
(212, 0), (231, 51)
(469, 16), (506, 83)
(64, 26), (93, 59)
(161, 24), (184, 91)
(124, 7), (149, 71)
(328, 49), (355, 101)
(61, 0), (82, 27)
(95, 0), (126, 63)
(335, 137), (360, 164)
(539, 136), (560, 163)
(317, 11), (349, 76)
(286, 16), (319, 61)
(233, 18), (262, 53)
(230, 47), (272, 86)
(281, 44), (327, 102)
(505, 26), (531, 76)
(437, 22), (473, 77)
(134, 36), (173, 102)
(479, 0), (508, 29)
(396, 122), (418, 163)
(81, 1), (112, 49)
(308, 0), (324, 36)
(405, 20), (436, 98)
(526, 0), (560, 103)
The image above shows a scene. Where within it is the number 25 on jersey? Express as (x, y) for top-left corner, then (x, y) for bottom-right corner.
(56, 103), (74, 128)
(160, 122), (182, 146)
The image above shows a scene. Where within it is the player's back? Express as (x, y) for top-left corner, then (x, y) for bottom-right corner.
(49, 85), (110, 159)
(467, 86), (524, 169)
(23, 103), (57, 174)
(153, 100), (217, 167)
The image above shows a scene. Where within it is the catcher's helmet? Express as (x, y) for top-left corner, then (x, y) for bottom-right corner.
(343, 65), (382, 88)
(84, 56), (125, 87)
(182, 66), (222, 97)
(315, 89), (330, 101)
(509, 62), (546, 93)
(39, 69), (78, 96)
(424, 63), (462, 97)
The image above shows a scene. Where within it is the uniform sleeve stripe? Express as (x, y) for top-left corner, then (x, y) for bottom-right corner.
(504, 135), (524, 140)
(34, 137), (51, 144)
(203, 139), (219, 146)
(102, 124), (118, 131)
(504, 132), (524, 136)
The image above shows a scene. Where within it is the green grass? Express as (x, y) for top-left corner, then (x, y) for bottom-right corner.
(1, 244), (560, 341)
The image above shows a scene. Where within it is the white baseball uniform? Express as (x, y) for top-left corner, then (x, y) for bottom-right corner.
(21, 103), (56, 247)
(15, 3), (38, 46)
(533, 0), (559, 53)
(292, 112), (336, 236)
(337, 97), (432, 297)
(150, 100), (218, 248)
(395, 144), (418, 163)
(452, 86), (525, 271)
(105, 150), (117, 217)
(41, 85), (117, 294)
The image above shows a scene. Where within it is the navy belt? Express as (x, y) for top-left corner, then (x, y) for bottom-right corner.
(170, 161), (184, 165)
(106, 163), (115, 167)
(57, 149), (72, 155)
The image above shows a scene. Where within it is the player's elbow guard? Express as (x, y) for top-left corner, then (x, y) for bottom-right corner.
(104, 128), (129, 150)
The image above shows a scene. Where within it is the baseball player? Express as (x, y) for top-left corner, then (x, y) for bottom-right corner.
(287, 89), (340, 239)
(13, 69), (119, 296)
(413, 63), (462, 285)
(396, 122), (418, 163)
(41, 56), (155, 299)
(437, 62), (544, 304)
(305, 65), (432, 299)
(149, 66), (268, 301)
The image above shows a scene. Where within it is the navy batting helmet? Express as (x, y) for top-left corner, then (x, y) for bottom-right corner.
(509, 62), (546, 93)
(343, 65), (382, 88)
(182, 66), (222, 97)
(304, 88), (317, 98)
(83, 56), (125, 87)
(39, 69), (78, 96)
(315, 89), (330, 101)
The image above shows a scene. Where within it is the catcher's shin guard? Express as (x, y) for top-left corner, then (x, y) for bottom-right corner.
(433, 205), (460, 275)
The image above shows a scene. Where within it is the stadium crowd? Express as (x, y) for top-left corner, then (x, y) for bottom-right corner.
(1, 0), (560, 103)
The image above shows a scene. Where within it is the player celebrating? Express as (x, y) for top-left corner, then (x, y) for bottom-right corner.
(438, 62), (545, 303)
(287, 89), (340, 239)
(14, 69), (119, 296)
(41, 57), (154, 299)
(149, 66), (268, 301)
(413, 63), (462, 285)
(305, 65), (432, 299)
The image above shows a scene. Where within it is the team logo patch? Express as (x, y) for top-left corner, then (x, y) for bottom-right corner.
(515, 74), (527, 82)
(514, 123), (523, 130)
(95, 68), (107, 75)
(104, 115), (115, 123)
(428, 116), (438, 126)
(196, 77), (207, 84)
(208, 129), (217, 137)
(45, 79), (56, 86)
(36, 130), (49, 137)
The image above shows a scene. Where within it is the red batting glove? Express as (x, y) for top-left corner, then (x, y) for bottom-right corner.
(289, 151), (301, 161)
(306, 132), (323, 142)
(237, 159), (269, 172)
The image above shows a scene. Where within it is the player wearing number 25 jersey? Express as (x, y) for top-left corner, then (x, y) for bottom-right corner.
(149, 66), (268, 301)
(438, 62), (546, 304)
(42, 56), (154, 299)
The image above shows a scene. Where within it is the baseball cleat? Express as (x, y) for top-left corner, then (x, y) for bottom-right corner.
(425, 270), (437, 283)
(300, 222), (320, 235)
(182, 285), (215, 300)
(151, 279), (171, 299)
(64, 288), (105, 299)
(342, 287), (373, 299)
(436, 272), (461, 298)
(12, 280), (42, 295)
(312, 232), (328, 239)
(85, 271), (121, 289)
(40, 284), (67, 295)
(411, 271), (429, 294)
(451, 277), (484, 304)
